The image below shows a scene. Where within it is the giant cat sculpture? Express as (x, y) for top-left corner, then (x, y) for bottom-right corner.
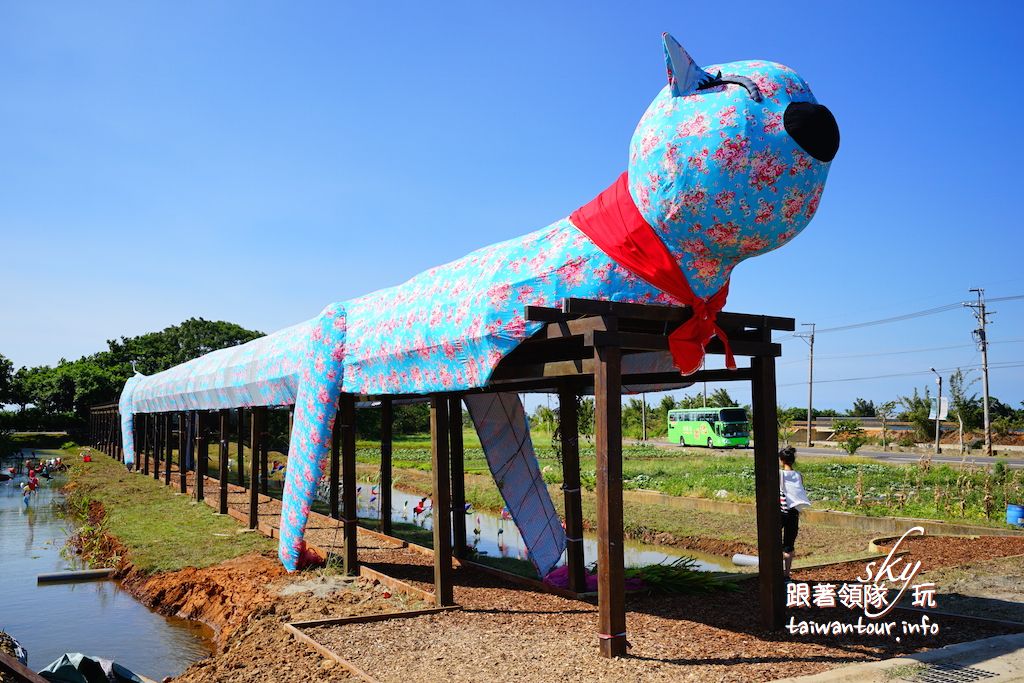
(118, 34), (838, 573)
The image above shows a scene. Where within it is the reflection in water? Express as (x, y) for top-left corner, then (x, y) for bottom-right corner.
(355, 483), (731, 572)
(0, 451), (212, 679)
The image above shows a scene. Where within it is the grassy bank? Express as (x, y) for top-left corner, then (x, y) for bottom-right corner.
(63, 450), (274, 573)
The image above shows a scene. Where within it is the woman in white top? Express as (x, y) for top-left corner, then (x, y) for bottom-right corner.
(779, 446), (811, 579)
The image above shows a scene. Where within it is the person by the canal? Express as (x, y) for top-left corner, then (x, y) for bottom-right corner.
(779, 446), (811, 580)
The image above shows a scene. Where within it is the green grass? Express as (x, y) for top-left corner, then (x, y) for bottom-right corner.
(64, 450), (275, 573)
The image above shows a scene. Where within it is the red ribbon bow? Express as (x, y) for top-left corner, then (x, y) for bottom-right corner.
(569, 172), (736, 375)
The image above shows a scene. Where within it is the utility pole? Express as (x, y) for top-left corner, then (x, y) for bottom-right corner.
(964, 289), (994, 456)
(797, 323), (816, 446)
(930, 367), (942, 455)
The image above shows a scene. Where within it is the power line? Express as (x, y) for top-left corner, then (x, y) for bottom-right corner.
(776, 360), (1024, 388)
(814, 303), (963, 334)
(778, 339), (1024, 365)
(805, 295), (1024, 335)
(774, 339), (1024, 366)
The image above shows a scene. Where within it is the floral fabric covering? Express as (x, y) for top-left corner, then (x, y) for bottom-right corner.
(116, 35), (834, 571)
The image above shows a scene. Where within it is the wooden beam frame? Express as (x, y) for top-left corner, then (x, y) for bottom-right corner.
(153, 413), (162, 481)
(195, 411), (206, 502)
(752, 354), (785, 630)
(593, 323), (627, 658)
(380, 398), (393, 536)
(340, 394), (359, 575)
(164, 413), (172, 485)
(178, 412), (187, 494)
(218, 408), (229, 514)
(558, 384), (586, 594)
(236, 408), (245, 487)
(249, 407), (264, 529)
(142, 413), (150, 476)
(449, 395), (467, 559)
(430, 396), (455, 606)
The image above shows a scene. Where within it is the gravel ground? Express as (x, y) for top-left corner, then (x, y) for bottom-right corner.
(303, 543), (1017, 683)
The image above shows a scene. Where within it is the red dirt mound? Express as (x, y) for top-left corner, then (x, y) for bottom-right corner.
(123, 553), (288, 648)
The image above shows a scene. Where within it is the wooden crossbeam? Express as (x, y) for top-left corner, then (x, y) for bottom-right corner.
(561, 297), (795, 332)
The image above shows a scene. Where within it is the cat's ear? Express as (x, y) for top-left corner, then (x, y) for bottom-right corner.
(663, 33), (715, 97)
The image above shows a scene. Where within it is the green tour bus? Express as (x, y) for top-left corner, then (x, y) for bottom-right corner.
(667, 407), (750, 448)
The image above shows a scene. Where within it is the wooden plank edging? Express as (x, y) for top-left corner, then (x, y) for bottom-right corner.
(289, 605), (461, 629)
(283, 623), (378, 683)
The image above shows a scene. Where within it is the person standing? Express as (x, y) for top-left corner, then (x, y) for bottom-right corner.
(779, 446), (811, 579)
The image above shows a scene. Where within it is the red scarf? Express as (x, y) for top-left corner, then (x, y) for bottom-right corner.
(569, 172), (736, 375)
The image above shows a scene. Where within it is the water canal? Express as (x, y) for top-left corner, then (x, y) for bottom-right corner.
(0, 451), (212, 680)
(351, 483), (734, 572)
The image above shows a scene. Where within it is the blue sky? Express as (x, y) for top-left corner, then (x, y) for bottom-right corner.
(2, 1), (1022, 411)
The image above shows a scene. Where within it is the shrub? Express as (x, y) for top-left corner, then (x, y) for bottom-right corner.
(833, 419), (867, 455)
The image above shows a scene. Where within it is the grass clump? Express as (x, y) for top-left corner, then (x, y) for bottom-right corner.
(64, 451), (274, 573)
(624, 557), (741, 594)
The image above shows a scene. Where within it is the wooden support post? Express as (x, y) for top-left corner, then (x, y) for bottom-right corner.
(236, 408), (245, 486)
(117, 413), (123, 462)
(594, 328), (627, 658)
(751, 354), (785, 630)
(249, 407), (264, 529)
(259, 415), (269, 496)
(449, 396), (467, 559)
(153, 414), (162, 481)
(164, 413), (172, 485)
(559, 384), (586, 594)
(178, 412), (187, 493)
(380, 398), (393, 536)
(218, 409), (229, 514)
(142, 414), (150, 475)
(329, 409), (341, 520)
(340, 394), (359, 575)
(132, 415), (142, 472)
(195, 411), (206, 502)
(430, 396), (455, 606)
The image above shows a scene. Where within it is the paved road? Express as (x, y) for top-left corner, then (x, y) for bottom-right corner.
(634, 438), (1024, 469)
(793, 445), (1024, 469)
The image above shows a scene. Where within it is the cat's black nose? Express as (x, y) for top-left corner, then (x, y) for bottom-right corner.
(784, 102), (839, 162)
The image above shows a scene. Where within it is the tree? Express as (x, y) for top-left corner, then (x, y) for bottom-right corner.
(103, 318), (264, 378)
(532, 404), (557, 434)
(898, 386), (934, 441)
(707, 388), (736, 407)
(0, 353), (13, 405)
(9, 366), (45, 412)
(833, 418), (868, 455)
(778, 413), (797, 445)
(578, 398), (595, 442)
(877, 400), (897, 452)
(948, 369), (981, 453)
(849, 398), (876, 417)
